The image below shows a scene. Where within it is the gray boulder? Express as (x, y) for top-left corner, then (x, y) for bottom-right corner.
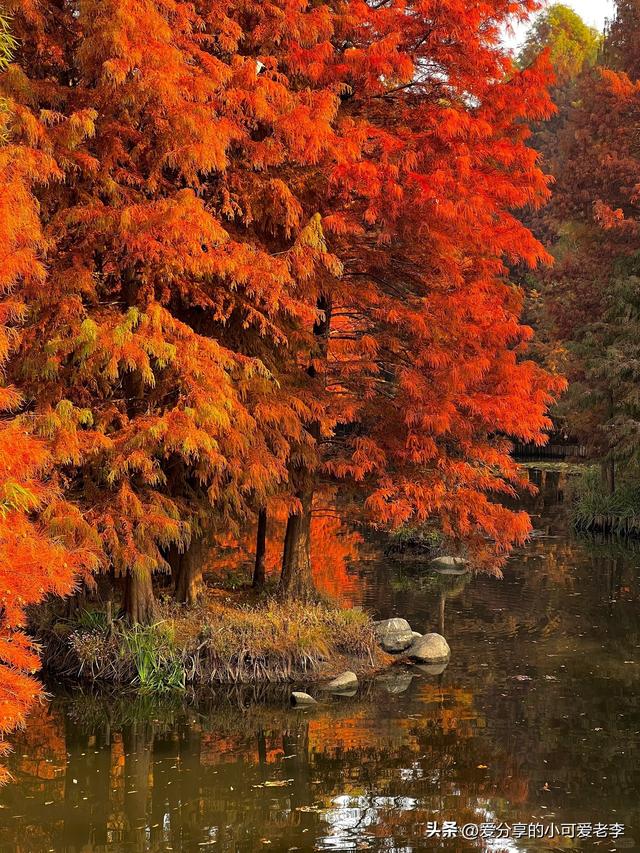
(430, 555), (469, 575)
(374, 617), (414, 653)
(407, 632), (450, 664)
(324, 671), (358, 692)
(290, 691), (317, 707)
(411, 631), (422, 640)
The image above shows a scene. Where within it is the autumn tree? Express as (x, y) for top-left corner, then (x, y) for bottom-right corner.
(275, 0), (564, 593)
(0, 11), (91, 781)
(520, 4), (601, 87)
(543, 64), (640, 489)
(518, 3), (601, 180)
(2, 0), (563, 611)
(604, 0), (640, 79)
(1, 0), (343, 620)
(516, 6), (601, 389)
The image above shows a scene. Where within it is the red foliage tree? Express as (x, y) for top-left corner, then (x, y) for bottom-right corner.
(275, 0), (565, 592)
(605, 0), (640, 80)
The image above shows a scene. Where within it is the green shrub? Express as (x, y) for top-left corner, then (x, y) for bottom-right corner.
(572, 467), (640, 535)
(123, 624), (185, 693)
(386, 524), (443, 555)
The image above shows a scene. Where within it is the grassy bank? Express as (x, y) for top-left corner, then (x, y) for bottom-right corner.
(38, 597), (386, 691)
(572, 468), (640, 536)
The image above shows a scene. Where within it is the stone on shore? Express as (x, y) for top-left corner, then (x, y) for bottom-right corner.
(407, 632), (451, 664)
(324, 671), (358, 692)
(290, 691), (317, 707)
(374, 617), (414, 653)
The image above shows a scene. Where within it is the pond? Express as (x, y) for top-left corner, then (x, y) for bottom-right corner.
(1, 468), (639, 851)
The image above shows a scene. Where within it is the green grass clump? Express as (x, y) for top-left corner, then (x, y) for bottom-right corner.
(67, 620), (185, 692)
(123, 624), (185, 692)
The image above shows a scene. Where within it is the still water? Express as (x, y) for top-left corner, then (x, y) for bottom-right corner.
(1, 468), (639, 852)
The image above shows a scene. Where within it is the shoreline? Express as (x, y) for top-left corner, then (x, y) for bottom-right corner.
(36, 596), (395, 691)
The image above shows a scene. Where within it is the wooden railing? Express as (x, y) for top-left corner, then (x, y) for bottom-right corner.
(514, 442), (588, 460)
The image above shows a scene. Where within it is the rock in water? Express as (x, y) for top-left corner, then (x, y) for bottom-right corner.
(374, 618), (414, 653)
(430, 555), (469, 575)
(324, 671), (358, 692)
(290, 691), (317, 707)
(407, 633), (451, 664)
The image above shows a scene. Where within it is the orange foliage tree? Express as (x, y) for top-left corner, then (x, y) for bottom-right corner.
(0, 0), (562, 616)
(1, 0), (337, 619)
(0, 13), (92, 779)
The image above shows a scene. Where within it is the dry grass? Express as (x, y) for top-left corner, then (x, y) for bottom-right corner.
(177, 599), (378, 683)
(41, 597), (385, 689)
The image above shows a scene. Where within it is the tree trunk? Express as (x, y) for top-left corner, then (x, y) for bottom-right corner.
(122, 571), (156, 625)
(279, 294), (332, 600)
(600, 458), (615, 495)
(173, 537), (206, 606)
(252, 507), (268, 589)
(279, 485), (315, 600)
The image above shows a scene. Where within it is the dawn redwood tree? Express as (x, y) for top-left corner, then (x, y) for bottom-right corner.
(276, 0), (565, 593)
(0, 12), (92, 779)
(1, 0), (344, 620)
(2, 0), (564, 610)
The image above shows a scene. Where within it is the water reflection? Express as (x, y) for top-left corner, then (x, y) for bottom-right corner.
(2, 469), (640, 851)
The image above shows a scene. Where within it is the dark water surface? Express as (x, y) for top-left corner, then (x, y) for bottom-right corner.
(1, 468), (640, 852)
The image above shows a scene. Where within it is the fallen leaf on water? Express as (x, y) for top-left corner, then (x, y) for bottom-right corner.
(477, 764), (488, 769)
(264, 779), (293, 787)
